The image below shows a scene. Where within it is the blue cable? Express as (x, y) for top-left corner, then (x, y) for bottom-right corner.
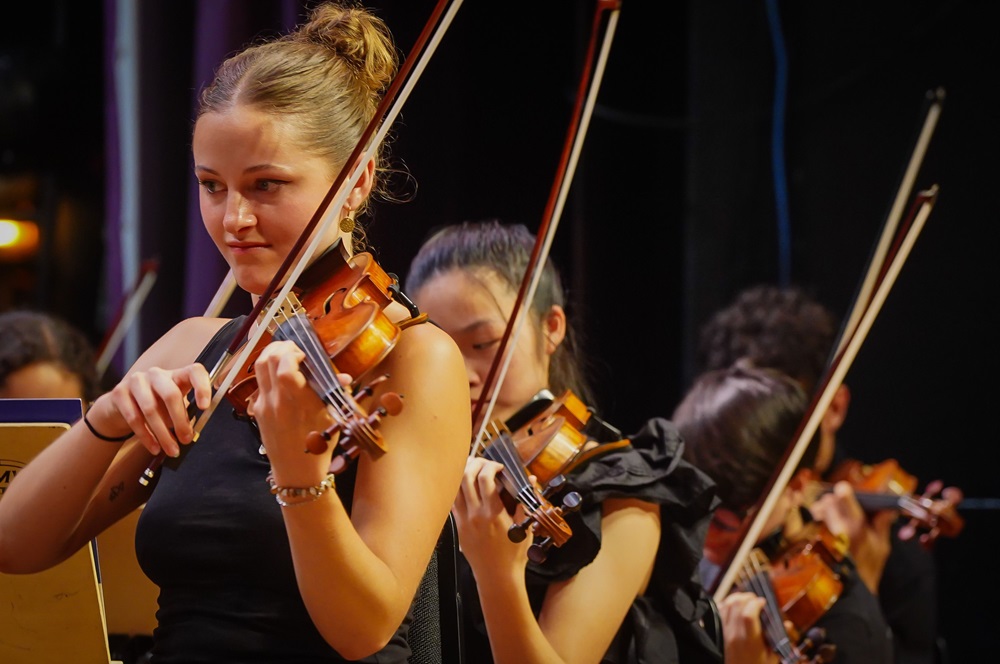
(765, 0), (791, 285)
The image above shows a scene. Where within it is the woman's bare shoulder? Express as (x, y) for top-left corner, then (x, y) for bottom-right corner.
(128, 317), (233, 373)
(391, 319), (466, 385)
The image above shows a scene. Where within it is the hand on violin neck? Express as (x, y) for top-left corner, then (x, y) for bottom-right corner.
(807, 481), (866, 543)
(452, 456), (531, 575)
(249, 340), (339, 465)
(807, 480), (892, 594)
(718, 592), (781, 664)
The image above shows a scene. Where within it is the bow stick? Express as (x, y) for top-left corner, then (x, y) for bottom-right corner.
(712, 88), (947, 600)
(95, 257), (159, 378)
(835, 88), (944, 356)
(471, 0), (622, 451)
(712, 186), (940, 600)
(202, 269), (238, 319)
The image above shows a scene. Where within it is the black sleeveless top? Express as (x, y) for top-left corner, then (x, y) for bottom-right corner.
(135, 316), (413, 663)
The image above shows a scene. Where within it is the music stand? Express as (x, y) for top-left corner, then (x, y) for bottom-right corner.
(0, 399), (118, 664)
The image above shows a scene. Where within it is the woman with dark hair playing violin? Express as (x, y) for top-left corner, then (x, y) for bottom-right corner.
(406, 219), (721, 664)
(0, 3), (470, 662)
(696, 284), (948, 664)
(673, 361), (893, 664)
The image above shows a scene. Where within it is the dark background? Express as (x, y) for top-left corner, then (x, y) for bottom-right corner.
(1, 1), (995, 660)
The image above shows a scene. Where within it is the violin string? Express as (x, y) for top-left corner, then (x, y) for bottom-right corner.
(278, 313), (350, 425)
(749, 559), (795, 659)
(278, 313), (380, 446)
(743, 554), (797, 660)
(482, 434), (543, 511)
(491, 439), (543, 512)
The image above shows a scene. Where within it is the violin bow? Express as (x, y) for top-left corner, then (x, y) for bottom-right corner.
(471, 0), (623, 451)
(95, 257), (160, 378)
(835, 88), (945, 356)
(712, 89), (946, 600)
(713, 185), (939, 601)
(188, 0), (465, 440)
(201, 269), (238, 318)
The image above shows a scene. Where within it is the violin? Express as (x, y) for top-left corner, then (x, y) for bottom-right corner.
(736, 521), (843, 664)
(807, 458), (965, 547)
(478, 420), (582, 564)
(142, 239), (419, 484)
(505, 389), (630, 484)
(477, 389), (630, 563)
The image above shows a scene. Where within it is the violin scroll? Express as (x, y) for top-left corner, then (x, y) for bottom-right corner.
(480, 426), (582, 564)
(507, 476), (583, 564)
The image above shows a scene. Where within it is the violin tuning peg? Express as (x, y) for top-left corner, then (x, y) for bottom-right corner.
(306, 422), (343, 454)
(507, 519), (530, 543)
(542, 474), (566, 498)
(378, 391), (404, 416)
(942, 485), (964, 504)
(897, 520), (917, 542)
(305, 430), (330, 454)
(528, 538), (552, 564)
(328, 448), (354, 475)
(561, 490), (583, 514)
(356, 373), (391, 399)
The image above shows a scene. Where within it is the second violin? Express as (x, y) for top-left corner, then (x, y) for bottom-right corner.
(477, 388), (631, 562)
(406, 218), (718, 663)
(822, 458), (964, 546)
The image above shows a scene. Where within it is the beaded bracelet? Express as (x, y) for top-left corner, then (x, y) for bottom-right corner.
(266, 473), (336, 507)
(83, 408), (134, 443)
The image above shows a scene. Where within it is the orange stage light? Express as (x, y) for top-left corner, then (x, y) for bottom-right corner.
(0, 219), (40, 261)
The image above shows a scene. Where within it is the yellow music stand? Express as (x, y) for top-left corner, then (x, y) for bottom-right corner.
(0, 408), (119, 664)
(96, 503), (159, 638)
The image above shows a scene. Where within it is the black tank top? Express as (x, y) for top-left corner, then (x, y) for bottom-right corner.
(135, 316), (413, 663)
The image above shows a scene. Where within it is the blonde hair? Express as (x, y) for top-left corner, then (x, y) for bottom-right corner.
(197, 2), (399, 226)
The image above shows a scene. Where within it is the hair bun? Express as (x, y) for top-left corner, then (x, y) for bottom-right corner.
(295, 2), (398, 94)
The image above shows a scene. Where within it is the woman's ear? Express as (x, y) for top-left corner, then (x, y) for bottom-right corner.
(543, 305), (567, 355)
(822, 384), (851, 435)
(345, 157), (376, 211)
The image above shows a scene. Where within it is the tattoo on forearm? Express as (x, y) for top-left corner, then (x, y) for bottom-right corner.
(109, 481), (125, 501)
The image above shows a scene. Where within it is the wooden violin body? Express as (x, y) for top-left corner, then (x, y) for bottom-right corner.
(145, 240), (410, 484)
(505, 389), (629, 485)
(224, 240), (402, 410)
(738, 522), (844, 663)
(478, 388), (629, 562)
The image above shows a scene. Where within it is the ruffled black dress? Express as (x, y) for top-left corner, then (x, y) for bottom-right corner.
(459, 417), (723, 664)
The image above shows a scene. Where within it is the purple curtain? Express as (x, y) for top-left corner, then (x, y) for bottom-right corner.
(102, 0), (305, 377)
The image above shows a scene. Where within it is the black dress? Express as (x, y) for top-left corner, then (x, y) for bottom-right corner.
(135, 316), (414, 663)
(459, 417), (723, 664)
